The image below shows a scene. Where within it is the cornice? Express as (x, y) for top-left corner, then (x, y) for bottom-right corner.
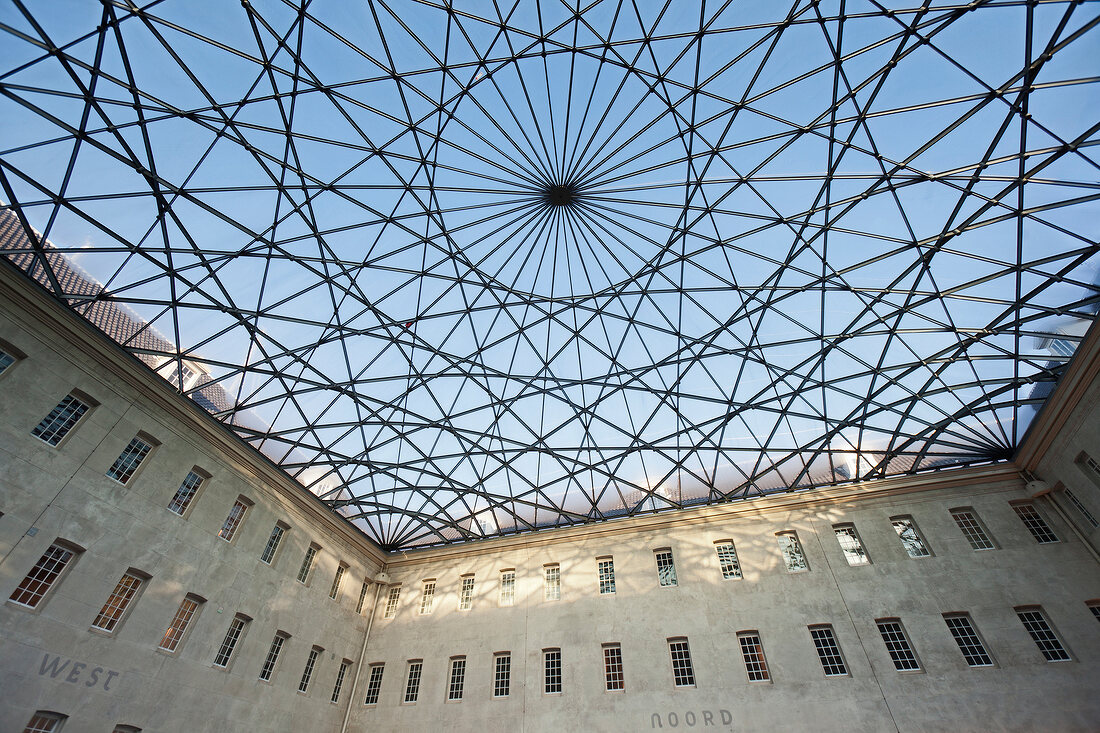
(0, 260), (387, 565)
(385, 462), (1023, 568)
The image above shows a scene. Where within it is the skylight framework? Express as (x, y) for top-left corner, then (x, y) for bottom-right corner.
(0, 0), (1098, 549)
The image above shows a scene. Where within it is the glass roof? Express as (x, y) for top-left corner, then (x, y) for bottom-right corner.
(1, 0), (1098, 549)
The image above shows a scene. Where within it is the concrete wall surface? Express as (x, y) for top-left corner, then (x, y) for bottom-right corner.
(0, 263), (1098, 733)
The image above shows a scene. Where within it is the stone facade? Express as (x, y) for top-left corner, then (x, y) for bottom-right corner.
(1, 263), (1099, 732)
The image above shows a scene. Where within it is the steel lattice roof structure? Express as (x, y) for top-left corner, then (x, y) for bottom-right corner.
(1, 0), (1098, 549)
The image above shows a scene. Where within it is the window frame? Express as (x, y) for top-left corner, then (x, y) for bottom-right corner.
(1062, 487), (1099, 528)
(543, 564), (561, 602)
(447, 655), (467, 702)
(363, 663), (385, 705)
(458, 574), (475, 611)
(950, 507), (997, 550)
(776, 531), (809, 573)
(258, 631), (290, 682)
(297, 543), (321, 584)
(105, 433), (158, 485)
(356, 580), (370, 615)
(597, 556), (616, 595)
(89, 568), (148, 634)
(167, 468), (209, 518)
(330, 563), (348, 601)
(217, 495), (253, 543)
(654, 548), (678, 587)
(8, 539), (83, 610)
(383, 585), (401, 618)
(299, 645), (323, 694)
(943, 613), (995, 667)
(543, 647), (562, 694)
(404, 659), (423, 704)
(833, 523), (871, 566)
(1010, 502), (1059, 544)
(158, 593), (205, 653)
(331, 659), (352, 704)
(260, 521), (289, 565)
(0, 338), (25, 378)
(419, 578), (436, 614)
(667, 637), (696, 687)
(875, 618), (921, 672)
(1015, 606), (1072, 662)
(890, 515), (933, 558)
(213, 613), (251, 670)
(22, 711), (67, 733)
(809, 624), (849, 677)
(714, 540), (742, 580)
(493, 652), (511, 698)
(737, 631), (770, 682)
(31, 391), (96, 447)
(499, 569), (516, 606)
(603, 643), (625, 692)
(1075, 451), (1100, 488)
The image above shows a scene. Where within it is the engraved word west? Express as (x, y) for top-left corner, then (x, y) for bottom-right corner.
(38, 653), (120, 691)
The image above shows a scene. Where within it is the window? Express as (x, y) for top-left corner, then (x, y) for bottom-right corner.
(448, 656), (467, 701)
(330, 564), (347, 601)
(776, 531), (809, 572)
(363, 663), (385, 705)
(297, 543), (320, 583)
(1077, 452), (1100, 486)
(597, 556), (616, 594)
(218, 497), (252, 542)
(1063, 488), (1098, 528)
(106, 435), (155, 484)
(500, 570), (515, 606)
(834, 524), (870, 565)
(1015, 607), (1070, 662)
(493, 653), (511, 697)
(890, 515), (932, 558)
(9, 541), (79, 608)
(384, 585), (401, 618)
(544, 648), (562, 693)
(158, 594), (203, 652)
(809, 625), (848, 676)
(213, 614), (249, 668)
(260, 523), (288, 564)
(950, 508), (995, 550)
(944, 613), (994, 666)
(259, 632), (289, 681)
(168, 470), (205, 516)
(23, 712), (66, 732)
(737, 631), (770, 681)
(32, 393), (91, 445)
(654, 549), (677, 587)
(299, 646), (322, 693)
(876, 619), (920, 671)
(356, 581), (370, 614)
(404, 660), (423, 703)
(419, 579), (435, 614)
(603, 643), (624, 691)
(332, 660), (351, 703)
(0, 349), (15, 375)
(544, 565), (561, 601)
(714, 541), (742, 579)
(1012, 503), (1059, 543)
(1088, 600), (1100, 623)
(668, 638), (695, 687)
(458, 575), (474, 610)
